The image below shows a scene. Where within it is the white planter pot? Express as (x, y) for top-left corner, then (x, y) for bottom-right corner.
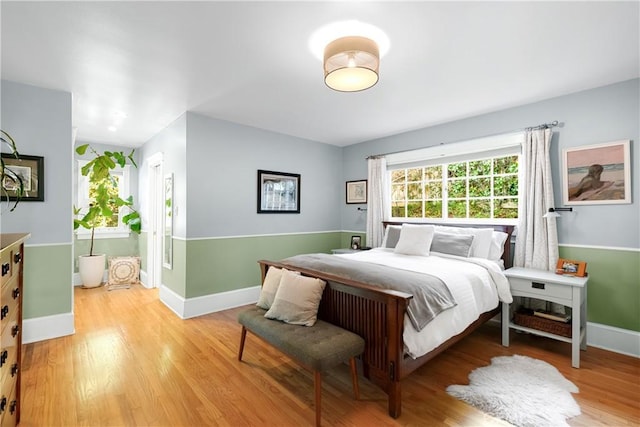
(78, 254), (106, 288)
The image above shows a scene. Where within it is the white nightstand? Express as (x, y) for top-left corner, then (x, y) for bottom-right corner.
(501, 267), (589, 368)
(331, 248), (360, 254)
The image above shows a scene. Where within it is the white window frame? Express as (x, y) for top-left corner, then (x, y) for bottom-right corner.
(76, 159), (132, 239)
(386, 132), (524, 225)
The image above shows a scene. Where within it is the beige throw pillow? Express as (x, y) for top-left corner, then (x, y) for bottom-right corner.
(264, 269), (326, 326)
(107, 256), (140, 290)
(256, 267), (298, 310)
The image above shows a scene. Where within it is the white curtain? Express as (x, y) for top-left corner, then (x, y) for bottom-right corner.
(366, 156), (388, 247)
(514, 128), (559, 270)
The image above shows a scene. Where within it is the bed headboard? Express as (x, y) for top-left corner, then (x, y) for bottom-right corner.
(382, 221), (515, 269)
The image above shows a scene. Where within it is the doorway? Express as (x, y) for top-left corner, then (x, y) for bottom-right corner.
(147, 153), (164, 288)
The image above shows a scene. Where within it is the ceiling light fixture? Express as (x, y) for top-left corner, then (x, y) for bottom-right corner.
(324, 36), (379, 92)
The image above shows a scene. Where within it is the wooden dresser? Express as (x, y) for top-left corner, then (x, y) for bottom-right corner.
(0, 233), (28, 427)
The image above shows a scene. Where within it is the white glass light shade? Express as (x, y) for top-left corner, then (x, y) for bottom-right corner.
(324, 36), (379, 92)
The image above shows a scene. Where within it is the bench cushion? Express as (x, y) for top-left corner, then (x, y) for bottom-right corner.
(238, 307), (365, 372)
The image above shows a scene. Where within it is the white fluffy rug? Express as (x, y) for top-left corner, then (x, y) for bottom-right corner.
(446, 355), (581, 427)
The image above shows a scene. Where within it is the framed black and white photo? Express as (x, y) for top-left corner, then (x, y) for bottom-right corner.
(346, 180), (367, 204)
(257, 169), (300, 213)
(350, 235), (362, 250)
(1, 153), (44, 201)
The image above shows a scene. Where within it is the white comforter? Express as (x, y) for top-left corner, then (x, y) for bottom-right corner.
(335, 248), (512, 358)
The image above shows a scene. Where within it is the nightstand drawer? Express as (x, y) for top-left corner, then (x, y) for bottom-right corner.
(509, 277), (572, 300)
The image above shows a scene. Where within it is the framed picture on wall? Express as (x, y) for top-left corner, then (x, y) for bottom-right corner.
(562, 140), (631, 205)
(346, 180), (367, 204)
(257, 169), (300, 213)
(1, 153), (44, 201)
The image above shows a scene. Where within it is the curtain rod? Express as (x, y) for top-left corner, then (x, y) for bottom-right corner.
(366, 120), (559, 159)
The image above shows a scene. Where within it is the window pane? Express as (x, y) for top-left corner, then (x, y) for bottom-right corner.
(391, 170), (405, 183)
(424, 166), (442, 180)
(407, 202), (422, 218)
(448, 162), (466, 178)
(494, 175), (519, 196)
(424, 200), (442, 218)
(469, 159), (491, 176)
(407, 168), (422, 181)
(494, 198), (518, 218)
(448, 200), (467, 218)
(391, 203), (406, 217)
(407, 183), (421, 199)
(391, 184), (405, 201)
(494, 155), (519, 174)
(469, 177), (491, 197)
(424, 181), (442, 199)
(448, 178), (467, 198)
(470, 199), (491, 218)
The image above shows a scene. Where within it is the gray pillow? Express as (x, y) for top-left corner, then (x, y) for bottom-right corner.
(383, 225), (402, 248)
(430, 232), (475, 257)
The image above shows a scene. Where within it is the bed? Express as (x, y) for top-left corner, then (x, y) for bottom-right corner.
(258, 221), (514, 418)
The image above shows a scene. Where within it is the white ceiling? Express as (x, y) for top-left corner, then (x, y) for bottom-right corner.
(2, 1), (638, 147)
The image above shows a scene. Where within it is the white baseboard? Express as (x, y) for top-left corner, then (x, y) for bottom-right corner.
(159, 285), (261, 319)
(586, 322), (640, 358)
(23, 312), (75, 344)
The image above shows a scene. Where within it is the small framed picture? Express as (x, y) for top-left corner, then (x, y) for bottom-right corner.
(555, 258), (587, 277)
(346, 180), (367, 204)
(257, 169), (300, 213)
(1, 153), (45, 201)
(350, 235), (362, 250)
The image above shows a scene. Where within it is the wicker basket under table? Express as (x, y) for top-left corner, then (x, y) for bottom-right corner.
(513, 310), (572, 338)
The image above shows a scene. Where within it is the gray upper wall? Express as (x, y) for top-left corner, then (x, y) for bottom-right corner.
(1, 80), (73, 245)
(139, 114), (187, 238)
(342, 78), (640, 249)
(185, 112), (343, 239)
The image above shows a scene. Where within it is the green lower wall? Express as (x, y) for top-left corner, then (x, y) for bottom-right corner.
(181, 232), (342, 298)
(559, 246), (639, 332)
(73, 234), (140, 272)
(23, 244), (73, 319)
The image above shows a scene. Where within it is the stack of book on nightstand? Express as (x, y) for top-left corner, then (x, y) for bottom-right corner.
(533, 310), (571, 323)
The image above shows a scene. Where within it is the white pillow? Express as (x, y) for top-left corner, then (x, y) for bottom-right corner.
(264, 269), (327, 326)
(488, 231), (509, 261)
(394, 224), (435, 256)
(433, 226), (493, 259)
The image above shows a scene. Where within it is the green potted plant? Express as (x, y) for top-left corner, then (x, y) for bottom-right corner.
(73, 144), (141, 287)
(1, 129), (25, 211)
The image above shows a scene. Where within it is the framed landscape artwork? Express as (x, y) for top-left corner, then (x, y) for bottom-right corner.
(1, 153), (45, 201)
(562, 140), (631, 205)
(257, 169), (300, 213)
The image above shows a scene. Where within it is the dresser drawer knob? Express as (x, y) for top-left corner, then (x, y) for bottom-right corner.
(11, 324), (19, 337)
(11, 363), (19, 377)
(532, 281), (545, 290)
(1, 263), (9, 276)
(0, 350), (7, 366)
(12, 287), (20, 299)
(13, 252), (21, 263)
(0, 305), (8, 320)
(0, 396), (6, 413)
(9, 400), (16, 414)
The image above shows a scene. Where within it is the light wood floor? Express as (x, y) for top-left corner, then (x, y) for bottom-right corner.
(20, 284), (639, 426)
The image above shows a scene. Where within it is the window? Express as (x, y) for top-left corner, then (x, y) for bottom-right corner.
(387, 133), (522, 222)
(76, 160), (132, 239)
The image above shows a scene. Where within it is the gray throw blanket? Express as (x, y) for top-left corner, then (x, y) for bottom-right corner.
(282, 253), (457, 331)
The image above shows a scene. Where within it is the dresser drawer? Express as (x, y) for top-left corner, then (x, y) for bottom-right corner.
(509, 277), (572, 300)
(0, 315), (19, 389)
(0, 378), (17, 427)
(0, 251), (12, 288)
(0, 281), (19, 335)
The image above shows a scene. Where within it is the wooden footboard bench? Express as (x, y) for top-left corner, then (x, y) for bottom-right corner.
(237, 306), (365, 427)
